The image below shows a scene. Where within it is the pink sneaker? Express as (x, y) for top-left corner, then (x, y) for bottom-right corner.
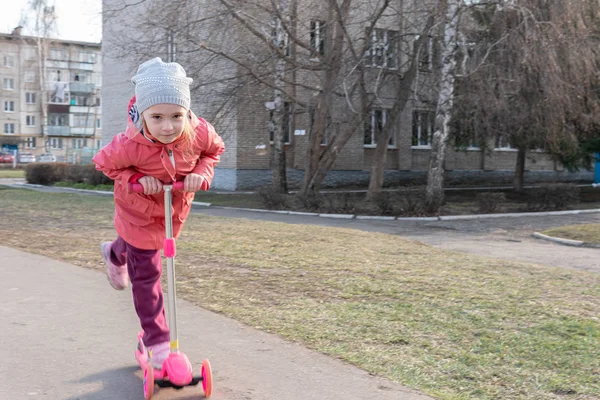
(147, 341), (170, 370)
(101, 242), (129, 290)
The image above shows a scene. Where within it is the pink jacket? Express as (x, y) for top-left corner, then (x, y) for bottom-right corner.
(93, 96), (225, 250)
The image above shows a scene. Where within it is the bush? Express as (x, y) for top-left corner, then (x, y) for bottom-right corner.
(372, 193), (395, 215)
(323, 192), (355, 214)
(296, 191), (323, 211)
(477, 192), (506, 214)
(396, 188), (427, 216)
(25, 163), (113, 187)
(258, 186), (287, 210)
(25, 163), (69, 185)
(526, 184), (581, 211)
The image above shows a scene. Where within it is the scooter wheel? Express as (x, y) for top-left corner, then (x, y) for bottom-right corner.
(201, 359), (213, 398)
(143, 366), (155, 399)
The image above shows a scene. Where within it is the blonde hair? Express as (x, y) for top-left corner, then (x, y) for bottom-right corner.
(140, 111), (195, 152)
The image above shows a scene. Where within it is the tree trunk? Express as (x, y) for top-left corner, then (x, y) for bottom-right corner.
(366, 16), (435, 201)
(425, 0), (461, 214)
(514, 146), (526, 192)
(271, 0), (289, 193)
(300, 2), (348, 196)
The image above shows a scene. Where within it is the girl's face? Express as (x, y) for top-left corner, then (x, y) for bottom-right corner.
(142, 104), (187, 144)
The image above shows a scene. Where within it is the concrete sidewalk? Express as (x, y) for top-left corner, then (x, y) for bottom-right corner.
(0, 246), (431, 400)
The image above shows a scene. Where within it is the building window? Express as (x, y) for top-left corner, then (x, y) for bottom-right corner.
(24, 71), (35, 82)
(72, 138), (87, 149)
(26, 92), (36, 104)
(455, 132), (479, 150)
(4, 101), (15, 112)
(364, 109), (395, 147)
(4, 123), (15, 134)
(49, 114), (69, 126)
(77, 51), (96, 63)
(50, 138), (63, 149)
(73, 114), (94, 128)
(24, 47), (36, 60)
(4, 55), (15, 68)
(3, 78), (14, 90)
(269, 102), (292, 144)
(50, 48), (68, 61)
(418, 36), (434, 71)
(412, 110), (435, 147)
(96, 139), (101, 149)
(96, 119), (101, 128)
(25, 137), (36, 148)
(26, 115), (36, 126)
(166, 30), (177, 62)
(366, 29), (398, 69)
(495, 135), (514, 150)
(310, 20), (326, 57)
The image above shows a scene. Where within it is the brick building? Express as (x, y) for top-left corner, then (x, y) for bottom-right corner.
(101, 0), (590, 190)
(0, 27), (102, 162)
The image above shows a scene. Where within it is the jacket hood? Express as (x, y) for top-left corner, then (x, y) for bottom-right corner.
(124, 95), (202, 146)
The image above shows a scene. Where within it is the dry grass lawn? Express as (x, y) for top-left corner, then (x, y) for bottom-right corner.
(1, 187), (599, 400)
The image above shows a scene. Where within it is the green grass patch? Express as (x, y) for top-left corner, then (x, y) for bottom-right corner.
(1, 187), (599, 399)
(542, 224), (600, 245)
(0, 169), (25, 178)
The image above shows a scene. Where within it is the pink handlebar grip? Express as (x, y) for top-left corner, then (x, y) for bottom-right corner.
(164, 238), (176, 257)
(128, 181), (186, 193)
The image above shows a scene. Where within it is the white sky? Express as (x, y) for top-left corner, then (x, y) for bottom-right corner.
(0, 0), (102, 43)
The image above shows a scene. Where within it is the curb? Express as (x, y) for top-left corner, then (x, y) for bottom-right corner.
(531, 232), (584, 247)
(532, 232), (600, 248)
(8, 183), (600, 222)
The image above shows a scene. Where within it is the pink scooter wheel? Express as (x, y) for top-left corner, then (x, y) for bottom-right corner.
(201, 359), (213, 398)
(143, 366), (154, 399)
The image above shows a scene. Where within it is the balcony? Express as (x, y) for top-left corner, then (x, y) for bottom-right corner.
(70, 127), (95, 136)
(47, 126), (71, 136)
(69, 82), (96, 94)
(69, 61), (95, 71)
(70, 105), (95, 113)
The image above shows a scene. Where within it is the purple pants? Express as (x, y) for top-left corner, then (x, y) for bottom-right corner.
(110, 236), (170, 346)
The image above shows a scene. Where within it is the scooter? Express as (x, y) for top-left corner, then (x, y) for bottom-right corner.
(129, 181), (213, 399)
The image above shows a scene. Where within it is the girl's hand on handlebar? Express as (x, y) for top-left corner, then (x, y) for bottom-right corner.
(184, 173), (205, 192)
(138, 176), (163, 195)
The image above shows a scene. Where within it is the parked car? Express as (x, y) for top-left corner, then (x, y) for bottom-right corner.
(18, 152), (36, 164)
(38, 153), (57, 162)
(0, 152), (15, 163)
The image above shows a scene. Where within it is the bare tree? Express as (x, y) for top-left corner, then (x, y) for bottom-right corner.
(271, 0), (291, 192)
(21, 0), (57, 149)
(452, 0), (600, 192)
(424, 0), (462, 213)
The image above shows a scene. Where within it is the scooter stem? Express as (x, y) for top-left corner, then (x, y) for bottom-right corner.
(163, 185), (179, 352)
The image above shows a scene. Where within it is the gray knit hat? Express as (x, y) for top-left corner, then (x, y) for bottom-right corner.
(131, 57), (193, 115)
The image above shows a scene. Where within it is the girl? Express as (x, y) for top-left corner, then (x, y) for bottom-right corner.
(93, 57), (225, 369)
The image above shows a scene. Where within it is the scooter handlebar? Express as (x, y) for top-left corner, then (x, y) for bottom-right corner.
(129, 181), (186, 193)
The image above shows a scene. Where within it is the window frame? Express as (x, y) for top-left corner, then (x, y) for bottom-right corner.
(412, 110), (435, 148)
(3, 123), (15, 134)
(269, 102), (293, 145)
(26, 115), (36, 127)
(364, 108), (396, 148)
(310, 20), (326, 57)
(26, 92), (36, 104)
(3, 78), (15, 90)
(4, 100), (15, 112)
(366, 28), (399, 70)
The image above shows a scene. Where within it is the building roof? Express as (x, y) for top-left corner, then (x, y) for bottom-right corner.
(0, 31), (101, 48)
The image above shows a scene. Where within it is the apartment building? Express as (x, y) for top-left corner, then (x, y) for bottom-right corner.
(0, 27), (102, 162)
(102, 0), (590, 190)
